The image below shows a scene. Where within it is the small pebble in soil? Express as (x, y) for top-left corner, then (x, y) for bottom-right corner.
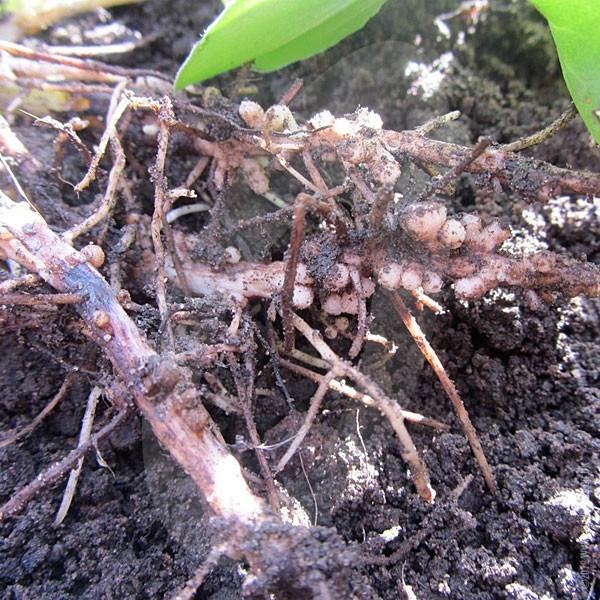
(531, 490), (594, 542)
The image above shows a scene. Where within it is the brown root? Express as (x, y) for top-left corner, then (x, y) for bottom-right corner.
(0, 193), (268, 524)
(385, 290), (497, 493)
(2, 44), (599, 596)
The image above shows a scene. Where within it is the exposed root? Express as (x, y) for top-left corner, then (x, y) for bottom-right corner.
(278, 78), (304, 106)
(150, 97), (176, 349)
(290, 311), (435, 503)
(348, 266), (367, 358)
(419, 136), (492, 200)
(302, 148), (329, 193)
(227, 348), (280, 511)
(169, 542), (232, 600)
(282, 346), (332, 371)
(162, 188), (194, 298)
(278, 357), (450, 432)
(276, 368), (338, 473)
(381, 128), (600, 201)
(33, 114), (92, 167)
(415, 110), (461, 135)
(0, 193), (268, 523)
(37, 37), (157, 58)
(73, 80), (129, 193)
(258, 320), (296, 409)
(1, 408), (128, 520)
(65, 136), (126, 242)
(282, 193), (310, 351)
(0, 274), (39, 293)
(2, 45), (600, 595)
(0, 372), (77, 449)
(385, 290), (497, 493)
(502, 103), (578, 152)
(275, 153), (321, 193)
(0, 292), (84, 306)
(165, 206), (598, 318)
(411, 288), (444, 314)
(232, 205), (295, 232)
(53, 385), (102, 527)
(299, 451), (319, 526)
(166, 253), (315, 310)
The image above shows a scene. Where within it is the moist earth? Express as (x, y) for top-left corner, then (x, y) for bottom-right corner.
(0, 1), (599, 599)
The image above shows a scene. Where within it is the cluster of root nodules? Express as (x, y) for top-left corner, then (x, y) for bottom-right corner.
(155, 95), (598, 504)
(2, 56), (600, 598)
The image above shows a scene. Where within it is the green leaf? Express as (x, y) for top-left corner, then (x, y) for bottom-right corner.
(529, 0), (600, 145)
(174, 0), (388, 90)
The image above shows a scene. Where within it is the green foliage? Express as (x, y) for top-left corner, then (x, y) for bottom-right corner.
(174, 0), (388, 90)
(529, 0), (600, 145)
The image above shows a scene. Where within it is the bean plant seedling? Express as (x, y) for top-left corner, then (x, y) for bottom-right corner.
(174, 0), (389, 89)
(1, 3), (600, 595)
(529, 0), (600, 145)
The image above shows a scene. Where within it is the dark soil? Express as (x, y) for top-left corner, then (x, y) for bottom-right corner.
(1, 1), (599, 599)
